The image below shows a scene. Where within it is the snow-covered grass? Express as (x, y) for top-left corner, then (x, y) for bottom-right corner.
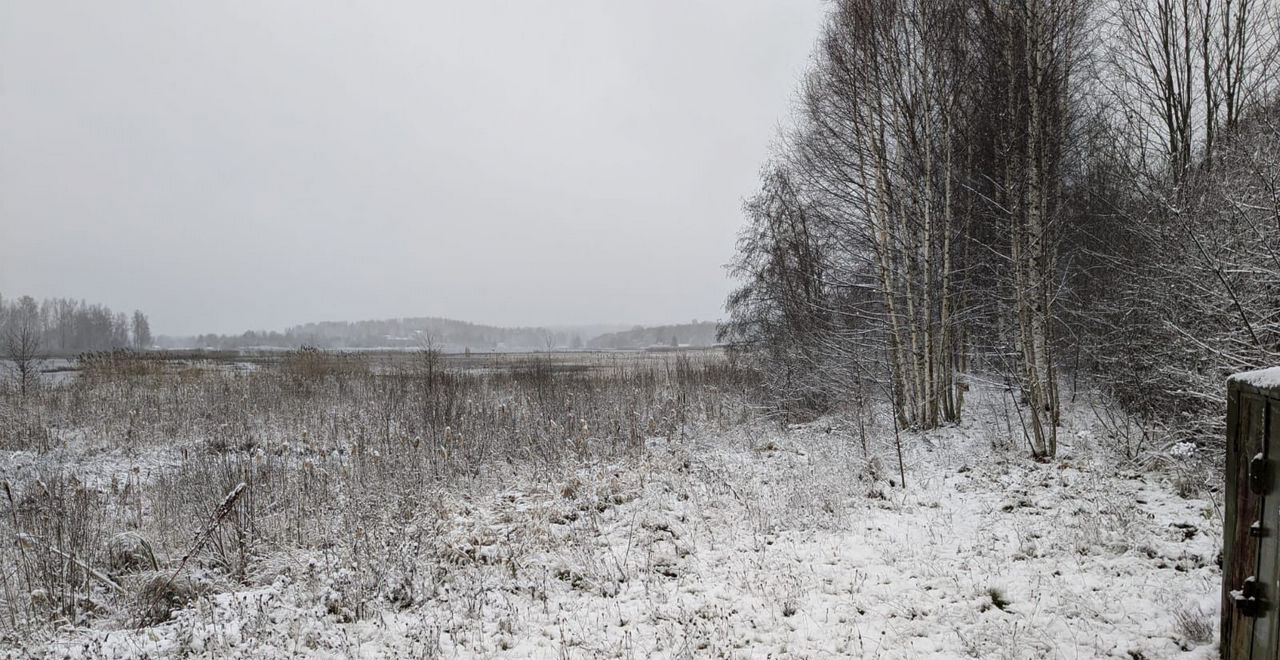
(0, 360), (1222, 659)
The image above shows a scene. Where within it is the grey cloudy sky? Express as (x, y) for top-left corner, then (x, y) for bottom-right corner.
(0, 1), (824, 336)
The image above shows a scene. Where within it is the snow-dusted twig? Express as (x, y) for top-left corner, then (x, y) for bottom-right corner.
(162, 482), (247, 590)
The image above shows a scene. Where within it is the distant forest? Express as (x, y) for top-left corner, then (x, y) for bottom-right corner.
(165, 317), (721, 353)
(588, 322), (720, 350)
(0, 293), (151, 355)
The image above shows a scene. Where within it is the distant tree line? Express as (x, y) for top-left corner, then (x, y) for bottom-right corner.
(171, 317), (590, 353)
(0, 293), (151, 356)
(722, 0), (1280, 457)
(170, 318), (725, 353)
(588, 322), (720, 350)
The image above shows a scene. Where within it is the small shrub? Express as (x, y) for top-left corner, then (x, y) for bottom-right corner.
(1173, 602), (1213, 644)
(131, 572), (208, 625)
(1174, 470), (1205, 499)
(106, 532), (159, 577)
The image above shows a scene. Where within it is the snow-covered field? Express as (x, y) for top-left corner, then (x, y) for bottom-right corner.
(11, 389), (1221, 659)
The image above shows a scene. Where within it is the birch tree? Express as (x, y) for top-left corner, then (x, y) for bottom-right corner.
(796, 0), (976, 429)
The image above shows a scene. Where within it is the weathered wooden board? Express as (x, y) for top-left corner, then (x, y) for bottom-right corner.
(1223, 378), (1279, 659)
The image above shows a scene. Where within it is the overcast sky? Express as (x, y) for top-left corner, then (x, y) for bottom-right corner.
(0, 1), (824, 336)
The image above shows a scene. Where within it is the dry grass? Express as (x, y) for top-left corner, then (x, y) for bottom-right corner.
(0, 349), (761, 637)
(280, 346), (370, 387)
(0, 403), (52, 451)
(1172, 601), (1213, 644)
(130, 571), (211, 626)
(77, 350), (166, 383)
(2, 476), (111, 626)
(106, 532), (159, 576)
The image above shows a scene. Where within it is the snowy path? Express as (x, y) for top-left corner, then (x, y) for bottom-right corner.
(507, 425), (1221, 659)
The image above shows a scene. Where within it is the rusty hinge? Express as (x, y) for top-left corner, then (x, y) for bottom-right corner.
(1250, 453), (1269, 494)
(1232, 576), (1268, 617)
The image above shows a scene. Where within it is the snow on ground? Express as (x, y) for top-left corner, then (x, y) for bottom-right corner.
(17, 400), (1221, 659)
(0, 429), (189, 493)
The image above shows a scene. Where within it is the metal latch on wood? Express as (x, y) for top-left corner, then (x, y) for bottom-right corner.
(1232, 576), (1268, 617)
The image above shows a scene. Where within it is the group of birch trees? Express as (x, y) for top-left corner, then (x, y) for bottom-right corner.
(724, 0), (1280, 458)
